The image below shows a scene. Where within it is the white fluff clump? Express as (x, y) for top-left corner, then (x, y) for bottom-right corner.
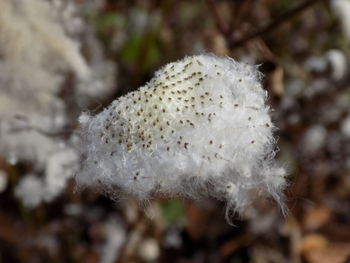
(15, 175), (45, 208)
(0, 0), (116, 132)
(325, 49), (347, 80)
(76, 54), (286, 216)
(15, 147), (79, 207)
(0, 0), (85, 148)
(0, 0), (89, 94)
(304, 49), (347, 80)
(13, 146), (79, 208)
(0, 0), (116, 207)
(303, 125), (327, 154)
(332, 0), (350, 41)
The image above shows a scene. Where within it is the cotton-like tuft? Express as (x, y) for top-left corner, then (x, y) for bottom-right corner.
(76, 54), (286, 217)
(0, 0), (116, 207)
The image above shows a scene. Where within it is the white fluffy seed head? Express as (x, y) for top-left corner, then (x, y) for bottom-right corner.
(76, 54), (286, 217)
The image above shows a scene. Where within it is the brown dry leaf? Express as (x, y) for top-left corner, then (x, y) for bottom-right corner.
(185, 202), (210, 239)
(0, 158), (6, 170)
(83, 250), (100, 263)
(0, 212), (22, 243)
(304, 243), (350, 263)
(303, 206), (331, 231)
(322, 221), (350, 242)
(219, 234), (253, 258)
(212, 33), (229, 56)
(280, 217), (302, 263)
(268, 66), (284, 96)
(300, 234), (328, 254)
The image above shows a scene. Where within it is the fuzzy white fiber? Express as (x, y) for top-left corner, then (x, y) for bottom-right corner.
(0, 0), (87, 140)
(77, 54), (286, 216)
(0, 0), (116, 207)
(13, 146), (79, 208)
(15, 175), (45, 208)
(332, 0), (350, 41)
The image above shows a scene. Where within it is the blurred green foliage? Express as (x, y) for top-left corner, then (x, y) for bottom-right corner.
(95, 12), (125, 33)
(159, 199), (185, 224)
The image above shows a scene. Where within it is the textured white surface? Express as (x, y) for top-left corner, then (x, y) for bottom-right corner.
(332, 0), (350, 41)
(15, 175), (44, 208)
(14, 147), (78, 207)
(0, 0), (116, 207)
(77, 54), (286, 215)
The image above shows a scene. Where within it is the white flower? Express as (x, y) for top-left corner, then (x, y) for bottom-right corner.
(76, 54), (286, 217)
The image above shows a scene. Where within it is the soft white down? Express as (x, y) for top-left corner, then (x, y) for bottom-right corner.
(76, 54), (286, 216)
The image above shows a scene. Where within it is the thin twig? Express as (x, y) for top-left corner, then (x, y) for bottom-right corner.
(227, 0), (324, 48)
(206, 0), (230, 36)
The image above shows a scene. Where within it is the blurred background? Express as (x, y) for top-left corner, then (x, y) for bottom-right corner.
(0, 0), (350, 262)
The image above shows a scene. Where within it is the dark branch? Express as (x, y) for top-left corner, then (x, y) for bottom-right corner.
(206, 0), (230, 36)
(227, 0), (324, 48)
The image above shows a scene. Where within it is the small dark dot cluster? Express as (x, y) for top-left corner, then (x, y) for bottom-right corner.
(76, 55), (284, 215)
(96, 56), (271, 162)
